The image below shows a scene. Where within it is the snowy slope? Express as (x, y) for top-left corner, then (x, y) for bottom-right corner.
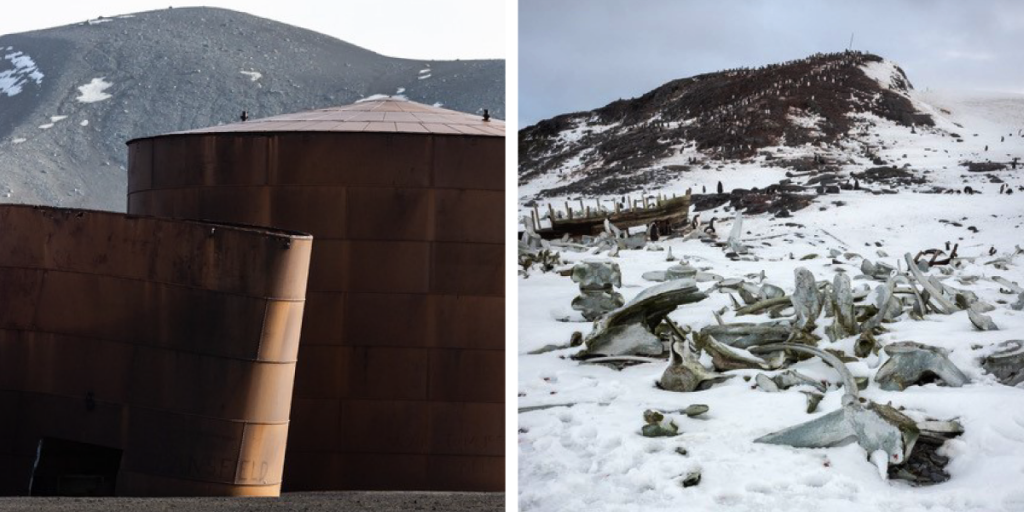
(518, 55), (1022, 215)
(518, 70), (1024, 510)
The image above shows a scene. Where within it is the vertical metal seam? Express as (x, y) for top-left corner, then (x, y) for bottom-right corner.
(233, 421), (247, 486)
(256, 298), (270, 363)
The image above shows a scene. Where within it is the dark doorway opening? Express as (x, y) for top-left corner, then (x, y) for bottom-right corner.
(30, 438), (122, 496)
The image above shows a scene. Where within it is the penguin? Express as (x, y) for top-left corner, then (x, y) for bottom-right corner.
(690, 213), (701, 231)
(240, 110), (249, 122)
(648, 221), (660, 241)
(703, 217), (717, 235)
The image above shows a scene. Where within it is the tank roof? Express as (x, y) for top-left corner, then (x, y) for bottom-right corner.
(134, 98), (504, 141)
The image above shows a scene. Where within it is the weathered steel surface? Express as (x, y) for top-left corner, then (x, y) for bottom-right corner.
(0, 205), (312, 497)
(127, 99), (505, 492)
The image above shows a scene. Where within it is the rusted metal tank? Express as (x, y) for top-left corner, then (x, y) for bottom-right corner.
(0, 205), (312, 496)
(126, 99), (505, 491)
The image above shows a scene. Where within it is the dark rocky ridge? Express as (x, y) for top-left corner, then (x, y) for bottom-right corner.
(0, 7), (504, 211)
(519, 51), (931, 198)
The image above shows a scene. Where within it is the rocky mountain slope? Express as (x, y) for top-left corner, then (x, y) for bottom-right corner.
(519, 51), (945, 200)
(0, 7), (504, 211)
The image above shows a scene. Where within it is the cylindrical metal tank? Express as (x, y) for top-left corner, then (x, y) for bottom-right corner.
(0, 205), (312, 496)
(126, 99), (505, 491)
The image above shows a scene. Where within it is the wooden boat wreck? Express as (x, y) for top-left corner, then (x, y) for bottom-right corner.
(527, 191), (691, 238)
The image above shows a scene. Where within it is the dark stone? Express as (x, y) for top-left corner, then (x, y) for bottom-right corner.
(681, 470), (701, 487)
(888, 437), (952, 486)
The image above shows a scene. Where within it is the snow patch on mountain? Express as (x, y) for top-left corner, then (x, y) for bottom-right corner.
(0, 49), (44, 97)
(788, 108), (825, 135)
(76, 78), (113, 103)
(239, 70), (262, 82)
(860, 60), (904, 91)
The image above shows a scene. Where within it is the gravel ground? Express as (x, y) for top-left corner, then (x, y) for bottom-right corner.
(0, 492), (505, 511)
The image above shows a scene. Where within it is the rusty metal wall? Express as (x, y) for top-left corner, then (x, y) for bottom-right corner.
(126, 131), (505, 491)
(0, 205), (312, 496)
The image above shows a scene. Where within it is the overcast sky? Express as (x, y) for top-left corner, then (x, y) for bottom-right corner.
(0, 0), (505, 60)
(520, 0), (1024, 127)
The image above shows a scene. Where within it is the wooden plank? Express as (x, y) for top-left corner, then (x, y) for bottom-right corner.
(543, 194), (690, 238)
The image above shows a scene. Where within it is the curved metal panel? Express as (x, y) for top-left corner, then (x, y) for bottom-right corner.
(0, 205), (311, 496)
(127, 109), (505, 492)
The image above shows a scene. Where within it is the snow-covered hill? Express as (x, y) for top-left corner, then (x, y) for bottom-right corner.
(0, 7), (504, 211)
(518, 52), (1021, 213)
(519, 54), (1024, 512)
